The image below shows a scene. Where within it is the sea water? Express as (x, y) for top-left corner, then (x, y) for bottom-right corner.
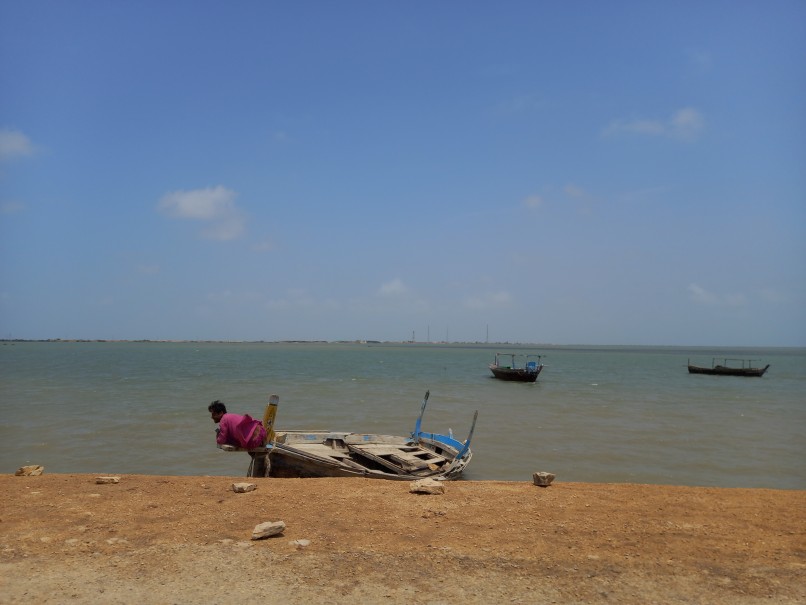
(1, 341), (803, 489)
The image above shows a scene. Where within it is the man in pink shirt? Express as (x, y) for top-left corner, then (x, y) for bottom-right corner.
(208, 400), (267, 449)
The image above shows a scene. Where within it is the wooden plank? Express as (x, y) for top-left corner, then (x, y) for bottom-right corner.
(349, 446), (407, 457)
(342, 434), (408, 445)
(344, 444), (407, 474)
(293, 444), (349, 458)
(345, 443), (397, 450)
(388, 455), (430, 471)
(350, 444), (448, 466)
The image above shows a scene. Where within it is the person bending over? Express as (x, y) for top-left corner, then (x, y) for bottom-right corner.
(208, 400), (267, 449)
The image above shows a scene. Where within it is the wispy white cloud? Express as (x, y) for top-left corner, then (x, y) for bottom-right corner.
(616, 186), (667, 204)
(758, 288), (790, 304)
(522, 194), (543, 209)
(378, 278), (408, 297)
(723, 293), (747, 306)
(670, 108), (705, 141)
(265, 288), (322, 311)
(563, 184), (588, 199)
(686, 49), (713, 73)
(495, 92), (545, 115)
(564, 183), (597, 216)
(523, 184), (593, 213)
(605, 118), (665, 137)
(463, 290), (512, 310)
(688, 283), (719, 305)
(688, 283), (746, 306)
(250, 239), (276, 253)
(1, 201), (26, 214)
(202, 217), (246, 242)
(206, 289), (264, 305)
(158, 186), (245, 241)
(158, 185), (236, 220)
(0, 129), (36, 160)
(603, 107), (704, 141)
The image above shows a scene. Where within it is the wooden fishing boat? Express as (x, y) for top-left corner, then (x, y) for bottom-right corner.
(489, 352), (544, 382)
(687, 358), (770, 377)
(270, 391), (476, 480)
(220, 392), (477, 480)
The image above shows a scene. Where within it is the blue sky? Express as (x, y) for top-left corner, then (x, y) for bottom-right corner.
(1, 1), (804, 346)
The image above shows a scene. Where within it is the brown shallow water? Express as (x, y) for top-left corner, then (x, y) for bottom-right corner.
(1, 473), (803, 604)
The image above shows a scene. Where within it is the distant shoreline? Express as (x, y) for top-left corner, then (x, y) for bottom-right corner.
(1, 339), (802, 351)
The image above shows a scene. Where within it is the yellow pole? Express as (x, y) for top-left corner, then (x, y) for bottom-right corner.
(263, 394), (279, 444)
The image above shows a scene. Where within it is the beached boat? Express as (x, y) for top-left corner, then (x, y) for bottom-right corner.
(489, 352), (544, 382)
(219, 391), (477, 480)
(687, 358), (770, 377)
(270, 391), (476, 480)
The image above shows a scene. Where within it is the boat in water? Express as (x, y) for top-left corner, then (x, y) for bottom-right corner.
(687, 358), (770, 377)
(221, 391), (477, 480)
(489, 352), (544, 382)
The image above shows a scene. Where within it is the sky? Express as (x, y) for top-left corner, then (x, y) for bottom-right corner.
(1, 1), (804, 346)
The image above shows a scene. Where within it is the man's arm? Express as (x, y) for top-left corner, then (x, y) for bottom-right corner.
(216, 415), (230, 445)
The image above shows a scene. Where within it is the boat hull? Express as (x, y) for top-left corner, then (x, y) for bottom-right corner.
(268, 431), (471, 481)
(489, 365), (542, 382)
(687, 364), (770, 377)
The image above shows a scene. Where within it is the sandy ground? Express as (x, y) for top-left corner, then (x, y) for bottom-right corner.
(0, 473), (803, 605)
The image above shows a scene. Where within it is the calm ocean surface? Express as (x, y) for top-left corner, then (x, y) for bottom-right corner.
(1, 341), (803, 489)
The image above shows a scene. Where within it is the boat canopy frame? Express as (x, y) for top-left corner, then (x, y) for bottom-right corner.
(492, 352), (543, 371)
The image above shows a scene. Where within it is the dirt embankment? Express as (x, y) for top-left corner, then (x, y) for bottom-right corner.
(1, 474), (803, 604)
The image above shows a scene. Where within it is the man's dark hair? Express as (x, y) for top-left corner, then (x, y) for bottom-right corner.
(208, 400), (227, 414)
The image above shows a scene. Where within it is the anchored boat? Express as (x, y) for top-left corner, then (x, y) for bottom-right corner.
(489, 352), (544, 382)
(687, 358), (770, 377)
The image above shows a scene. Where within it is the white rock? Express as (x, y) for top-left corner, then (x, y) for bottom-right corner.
(251, 520), (286, 540)
(232, 482), (257, 493)
(533, 471), (556, 487)
(15, 465), (44, 476)
(96, 477), (120, 484)
(409, 478), (445, 495)
(290, 539), (311, 548)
